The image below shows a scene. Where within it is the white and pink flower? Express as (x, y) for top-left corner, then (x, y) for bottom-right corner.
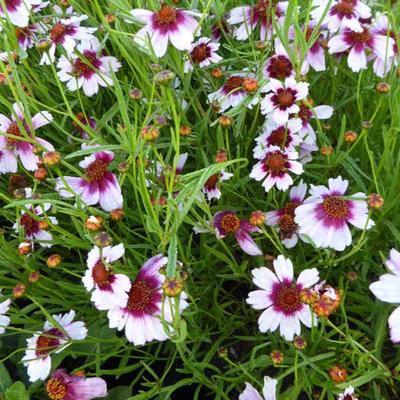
(16, 24), (39, 50)
(250, 146), (303, 192)
(247, 255), (319, 340)
(0, 0), (33, 27)
(22, 310), (87, 382)
(239, 376), (277, 400)
(46, 369), (108, 400)
(263, 42), (294, 80)
(213, 210), (262, 256)
(82, 244), (130, 311)
(202, 171), (233, 201)
(294, 176), (374, 251)
(301, 23), (327, 73)
(130, 5), (200, 58)
(338, 386), (357, 400)
(369, 249), (400, 344)
(265, 181), (307, 248)
(0, 296), (11, 334)
(55, 150), (123, 212)
(0, 102), (54, 173)
(184, 37), (221, 72)
(57, 38), (121, 97)
(107, 254), (188, 346)
(261, 77), (309, 124)
(40, 15), (97, 64)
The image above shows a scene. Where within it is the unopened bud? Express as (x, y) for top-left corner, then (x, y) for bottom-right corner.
(141, 126), (160, 142)
(42, 151), (61, 166)
(18, 241), (32, 255)
(47, 254), (62, 268)
(129, 88), (143, 100)
(344, 130), (357, 143)
(110, 208), (124, 221)
(347, 271), (358, 281)
(34, 167), (47, 181)
(28, 271), (40, 282)
(13, 283), (26, 298)
(243, 77), (258, 93)
(361, 120), (373, 129)
(255, 40), (267, 50)
(162, 277), (184, 297)
(38, 221), (49, 230)
(180, 125), (192, 136)
(321, 145), (333, 156)
(104, 14), (116, 24)
(249, 211), (265, 226)
(215, 149), (228, 163)
(219, 115), (233, 127)
(329, 366), (347, 383)
(211, 68), (223, 79)
(154, 70), (174, 85)
(94, 231), (112, 247)
(270, 350), (284, 364)
(368, 193), (384, 209)
(36, 38), (52, 52)
(85, 215), (103, 231)
(375, 82), (390, 93)
(293, 336), (307, 350)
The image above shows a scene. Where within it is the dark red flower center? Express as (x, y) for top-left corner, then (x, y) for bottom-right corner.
(20, 214), (40, 236)
(335, 0), (355, 15)
(6, 122), (24, 147)
(273, 282), (302, 313)
(155, 5), (177, 25)
(351, 28), (371, 43)
(298, 103), (312, 122)
(190, 43), (211, 64)
(126, 280), (154, 312)
(204, 173), (220, 190)
(50, 23), (67, 43)
(276, 89), (295, 107)
(36, 329), (62, 356)
(85, 159), (108, 182)
(278, 214), (298, 239)
(265, 152), (287, 172)
(92, 260), (111, 287)
(220, 213), (241, 233)
(223, 76), (244, 93)
(46, 378), (67, 400)
(323, 196), (349, 218)
(255, 0), (278, 14)
(268, 126), (289, 147)
(73, 51), (99, 77)
(268, 56), (293, 79)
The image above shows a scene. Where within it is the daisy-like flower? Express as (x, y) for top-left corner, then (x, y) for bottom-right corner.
(107, 254), (189, 346)
(265, 181), (307, 248)
(0, 0), (34, 27)
(294, 176), (374, 251)
(328, 25), (395, 72)
(184, 37), (222, 72)
(338, 386), (358, 400)
(130, 5), (200, 58)
(15, 24), (39, 50)
(254, 118), (303, 157)
(40, 15), (97, 64)
(82, 244), (130, 311)
(247, 255), (319, 340)
(369, 249), (400, 343)
(0, 295), (11, 334)
(22, 310), (87, 382)
(0, 102), (54, 173)
(208, 73), (259, 112)
(239, 376), (277, 400)
(250, 145), (303, 192)
(263, 42), (294, 80)
(228, 0), (288, 41)
(311, 0), (371, 33)
(46, 369), (108, 400)
(202, 170), (233, 201)
(301, 23), (327, 73)
(261, 77), (309, 124)
(56, 38), (121, 97)
(213, 210), (262, 256)
(55, 150), (123, 212)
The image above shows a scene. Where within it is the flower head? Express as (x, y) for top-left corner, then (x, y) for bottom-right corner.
(239, 376), (278, 400)
(184, 37), (221, 72)
(0, 296), (11, 334)
(202, 170), (233, 201)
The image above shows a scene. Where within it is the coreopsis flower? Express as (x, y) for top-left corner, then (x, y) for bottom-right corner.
(0, 102), (54, 173)
(294, 176), (374, 251)
(253, 118), (303, 156)
(130, 5), (200, 58)
(107, 254), (189, 346)
(228, 0), (288, 41)
(328, 25), (395, 73)
(40, 15), (97, 64)
(369, 249), (400, 343)
(211, 16), (231, 41)
(265, 181), (307, 248)
(239, 376), (277, 400)
(247, 255), (319, 340)
(250, 146), (303, 192)
(301, 23), (327, 73)
(338, 386), (358, 400)
(202, 170), (233, 201)
(263, 41), (294, 80)
(82, 244), (130, 310)
(55, 150), (123, 212)
(184, 37), (222, 72)
(22, 310), (87, 382)
(57, 38), (121, 97)
(0, 295), (11, 334)
(311, 0), (371, 33)
(72, 112), (96, 140)
(46, 369), (108, 400)
(16, 24), (39, 50)
(0, 0), (34, 27)
(208, 73), (259, 112)
(261, 77), (309, 124)
(213, 210), (262, 256)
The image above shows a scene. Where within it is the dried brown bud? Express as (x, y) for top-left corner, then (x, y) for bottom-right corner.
(219, 115), (233, 127)
(110, 208), (124, 221)
(34, 167), (47, 181)
(47, 254), (62, 268)
(375, 82), (390, 93)
(179, 125), (192, 136)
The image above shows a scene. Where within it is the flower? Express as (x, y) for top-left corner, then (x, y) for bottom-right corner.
(250, 146), (303, 192)
(263, 42), (294, 80)
(247, 255), (319, 340)
(184, 37), (222, 72)
(301, 22), (327, 73)
(311, 0), (371, 33)
(72, 112), (96, 140)
(40, 15), (97, 64)
(213, 210), (262, 256)
(328, 25), (394, 72)
(46, 369), (108, 400)
(294, 176), (374, 251)
(265, 180), (307, 248)
(239, 376), (278, 400)
(0, 102), (54, 173)
(0, 0), (34, 27)
(16, 24), (39, 50)
(22, 310), (87, 382)
(202, 170), (233, 201)
(56, 38), (121, 96)
(55, 149), (123, 212)
(0, 296), (11, 334)
(338, 386), (358, 400)
(228, 0), (288, 41)
(369, 249), (400, 343)
(82, 244), (131, 311)
(130, 5), (200, 57)
(107, 254), (188, 346)
(261, 77), (309, 124)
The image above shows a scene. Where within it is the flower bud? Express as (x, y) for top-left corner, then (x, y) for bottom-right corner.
(375, 82), (390, 93)
(255, 40), (267, 50)
(104, 14), (116, 24)
(321, 145), (333, 156)
(34, 167), (47, 181)
(18, 241), (33, 255)
(211, 68), (223, 79)
(28, 271), (40, 282)
(47, 254), (62, 268)
(368, 193), (384, 209)
(293, 336), (307, 350)
(329, 366), (347, 383)
(219, 115), (233, 127)
(347, 271), (358, 281)
(270, 350), (284, 364)
(243, 77), (258, 93)
(38, 220), (49, 230)
(154, 70), (174, 85)
(162, 277), (184, 297)
(42, 151), (61, 166)
(141, 126), (160, 142)
(36, 38), (52, 52)
(180, 125), (192, 136)
(344, 130), (357, 143)
(129, 88), (143, 100)
(110, 208), (124, 221)
(118, 162), (129, 173)
(94, 232), (112, 247)
(13, 283), (26, 298)
(250, 211), (265, 226)
(85, 215), (103, 231)
(215, 149), (228, 163)
(361, 120), (373, 129)
(149, 63), (162, 72)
